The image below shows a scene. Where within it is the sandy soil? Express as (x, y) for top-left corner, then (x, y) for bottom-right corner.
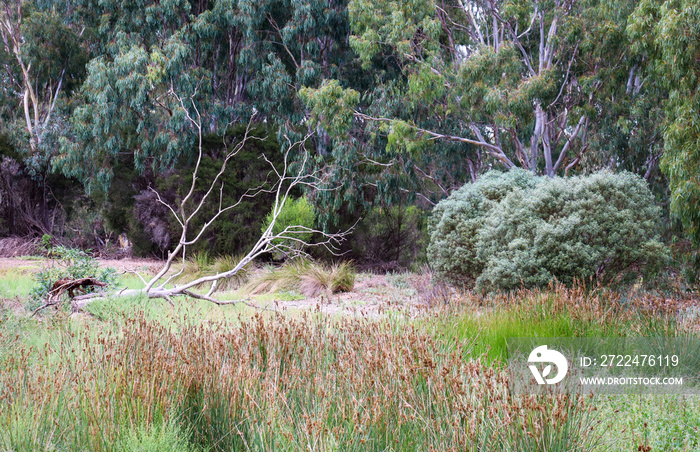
(1, 256), (442, 318)
(244, 272), (436, 318)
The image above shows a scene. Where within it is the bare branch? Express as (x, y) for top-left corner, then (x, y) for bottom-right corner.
(355, 112), (514, 168)
(75, 89), (350, 307)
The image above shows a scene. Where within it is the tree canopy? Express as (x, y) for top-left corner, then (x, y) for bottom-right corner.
(0, 0), (697, 260)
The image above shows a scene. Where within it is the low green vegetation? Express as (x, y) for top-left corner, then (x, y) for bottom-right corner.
(0, 268), (35, 300)
(0, 258), (698, 451)
(245, 259), (355, 297)
(28, 245), (117, 308)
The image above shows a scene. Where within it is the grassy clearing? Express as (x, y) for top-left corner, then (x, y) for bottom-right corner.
(0, 261), (698, 451)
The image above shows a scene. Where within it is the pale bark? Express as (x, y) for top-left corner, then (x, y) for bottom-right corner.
(71, 93), (349, 308)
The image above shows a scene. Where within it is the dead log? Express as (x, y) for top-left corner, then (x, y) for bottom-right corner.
(32, 277), (108, 316)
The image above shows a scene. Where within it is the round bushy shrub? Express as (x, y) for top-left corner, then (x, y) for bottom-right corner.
(428, 170), (668, 291)
(427, 169), (542, 286)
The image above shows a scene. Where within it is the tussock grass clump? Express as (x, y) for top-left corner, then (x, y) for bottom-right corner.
(299, 261), (355, 296)
(0, 311), (599, 451)
(210, 254), (254, 291)
(177, 250), (212, 280)
(175, 252), (254, 292)
(246, 259), (355, 297)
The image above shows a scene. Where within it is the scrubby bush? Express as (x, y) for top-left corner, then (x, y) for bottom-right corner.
(261, 197), (315, 259)
(351, 204), (428, 270)
(427, 169), (542, 287)
(428, 170), (668, 292)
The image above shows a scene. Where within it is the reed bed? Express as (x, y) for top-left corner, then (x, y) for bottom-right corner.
(0, 309), (597, 451)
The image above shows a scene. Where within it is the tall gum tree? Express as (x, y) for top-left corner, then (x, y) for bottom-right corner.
(0, 0), (88, 233)
(56, 0), (357, 194)
(629, 0), (700, 249)
(303, 0), (646, 181)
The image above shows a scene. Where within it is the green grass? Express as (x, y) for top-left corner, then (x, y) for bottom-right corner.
(427, 286), (685, 363)
(116, 273), (149, 290)
(437, 310), (584, 362)
(0, 268), (36, 299)
(594, 395), (700, 451)
(0, 264), (698, 451)
(117, 417), (194, 452)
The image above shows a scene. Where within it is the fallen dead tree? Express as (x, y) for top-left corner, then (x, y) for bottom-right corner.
(32, 277), (108, 315)
(71, 92), (349, 310)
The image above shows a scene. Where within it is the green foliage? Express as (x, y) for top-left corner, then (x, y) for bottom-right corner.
(21, 10), (89, 96)
(175, 126), (282, 257)
(117, 419), (193, 452)
(427, 169), (542, 287)
(111, 124), (283, 257)
(29, 245), (117, 306)
(348, 0), (440, 66)
(261, 197), (316, 259)
(351, 203), (427, 269)
(300, 80), (359, 137)
(56, 38), (198, 196)
(429, 170), (668, 291)
(628, 0), (700, 249)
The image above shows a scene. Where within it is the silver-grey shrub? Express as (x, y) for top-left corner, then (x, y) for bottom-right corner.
(428, 170), (667, 291)
(427, 169), (542, 287)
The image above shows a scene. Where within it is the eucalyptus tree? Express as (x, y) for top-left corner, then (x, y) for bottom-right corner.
(0, 0), (89, 233)
(0, 0), (87, 156)
(303, 0), (650, 187)
(628, 0), (700, 248)
(55, 0), (357, 191)
(55, 33), (209, 196)
(60, 100), (350, 308)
